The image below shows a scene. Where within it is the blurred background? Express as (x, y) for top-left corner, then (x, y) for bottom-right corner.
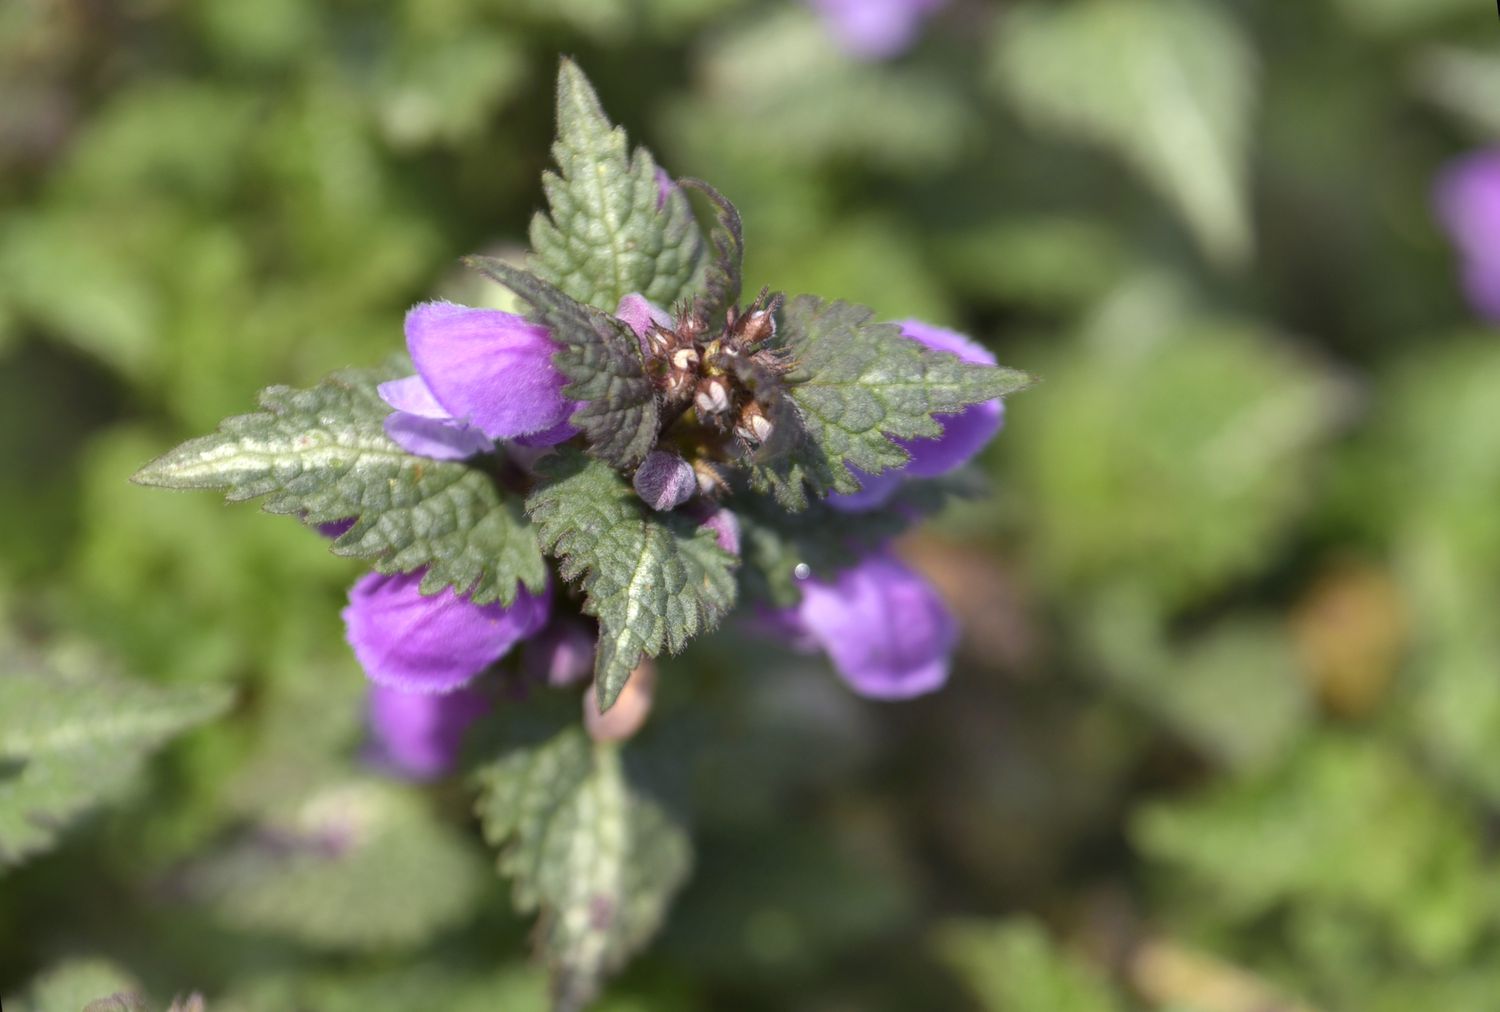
(3, 0), (1500, 1008)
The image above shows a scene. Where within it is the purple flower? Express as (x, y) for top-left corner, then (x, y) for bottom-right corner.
(523, 620), (596, 688)
(367, 683), (490, 779)
(832, 320), (1004, 511)
(380, 301), (578, 460)
(696, 505), (741, 556)
(1436, 148), (1500, 322)
(809, 0), (947, 60)
(342, 570), (551, 693)
(775, 551), (957, 700)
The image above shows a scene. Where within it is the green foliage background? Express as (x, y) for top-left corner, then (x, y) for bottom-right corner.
(1, 0), (1497, 1008)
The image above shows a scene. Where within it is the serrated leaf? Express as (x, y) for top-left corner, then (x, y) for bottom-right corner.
(525, 451), (737, 711)
(467, 258), (659, 469)
(680, 178), (743, 319)
(132, 362), (547, 605)
(529, 59), (704, 311)
(0, 659), (231, 867)
(474, 726), (691, 1011)
(748, 296), (1030, 510)
(191, 780), (487, 951)
(992, 0), (1257, 266)
(1133, 737), (1493, 964)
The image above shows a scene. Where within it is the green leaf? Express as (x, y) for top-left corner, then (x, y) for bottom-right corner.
(191, 780), (487, 951)
(992, 0), (1257, 266)
(934, 918), (1125, 1012)
(0, 657), (231, 867)
(525, 451), (737, 711)
(132, 362), (548, 605)
(529, 59), (704, 312)
(466, 258), (659, 470)
(474, 725), (692, 1011)
(748, 296), (1030, 510)
(680, 178), (744, 318)
(1008, 278), (1347, 610)
(1133, 736), (1495, 964)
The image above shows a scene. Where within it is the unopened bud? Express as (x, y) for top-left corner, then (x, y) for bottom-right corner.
(645, 328), (673, 358)
(734, 401), (774, 446)
(693, 459), (727, 496)
(585, 661), (656, 743)
(695, 377), (732, 418)
(632, 451), (696, 511)
(671, 346), (700, 371)
(740, 309), (776, 346)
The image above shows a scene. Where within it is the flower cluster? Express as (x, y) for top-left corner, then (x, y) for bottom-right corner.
(347, 299), (1002, 776)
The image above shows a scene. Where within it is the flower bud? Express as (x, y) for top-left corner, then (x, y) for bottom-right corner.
(734, 401), (774, 447)
(739, 309), (776, 347)
(632, 450), (697, 511)
(693, 459), (728, 496)
(695, 377), (733, 419)
(584, 661), (656, 743)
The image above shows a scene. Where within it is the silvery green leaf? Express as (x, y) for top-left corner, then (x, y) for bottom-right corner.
(0, 659), (230, 868)
(530, 59), (704, 311)
(526, 451), (737, 712)
(467, 258), (659, 470)
(474, 725), (691, 1011)
(132, 362), (547, 605)
(747, 296), (1030, 510)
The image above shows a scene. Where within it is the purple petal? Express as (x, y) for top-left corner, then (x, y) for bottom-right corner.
(633, 451), (697, 511)
(382, 412), (493, 460)
(406, 301), (576, 442)
(510, 417), (579, 448)
(615, 293), (673, 343)
(317, 518), (356, 540)
(378, 375), (450, 418)
(378, 374), (494, 460)
(1436, 149), (1500, 321)
(793, 552), (957, 700)
(367, 683), (490, 780)
(523, 621), (597, 688)
(697, 505), (741, 556)
(810, 0), (946, 60)
(343, 570), (551, 693)
(898, 400), (1005, 478)
(829, 468), (904, 512)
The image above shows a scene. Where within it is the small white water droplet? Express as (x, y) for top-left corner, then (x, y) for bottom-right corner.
(793, 563), (811, 581)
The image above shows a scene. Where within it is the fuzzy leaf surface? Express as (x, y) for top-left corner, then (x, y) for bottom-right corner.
(132, 363), (547, 605)
(748, 296), (1030, 510)
(467, 258), (659, 469)
(0, 659), (230, 867)
(529, 59), (704, 311)
(474, 725), (691, 1012)
(525, 451), (737, 711)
